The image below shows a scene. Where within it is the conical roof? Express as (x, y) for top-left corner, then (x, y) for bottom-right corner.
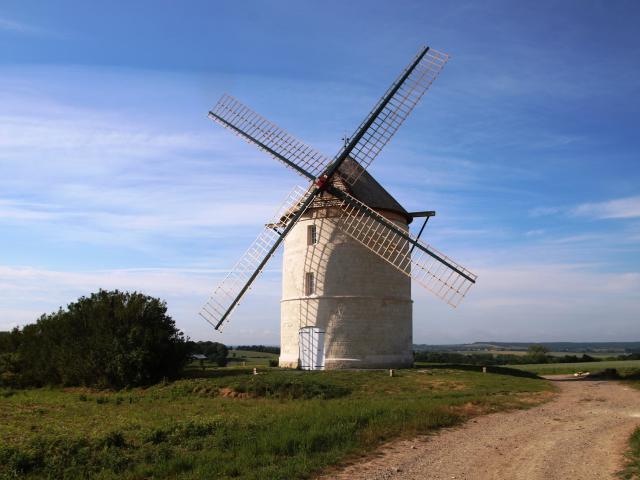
(310, 157), (412, 224)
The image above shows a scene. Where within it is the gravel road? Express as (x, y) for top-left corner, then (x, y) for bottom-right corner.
(320, 376), (640, 480)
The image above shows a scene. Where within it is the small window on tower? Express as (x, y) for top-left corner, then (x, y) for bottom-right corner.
(307, 225), (318, 245)
(305, 272), (315, 296)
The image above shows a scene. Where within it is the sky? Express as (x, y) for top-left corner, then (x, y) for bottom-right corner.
(1, 0), (639, 344)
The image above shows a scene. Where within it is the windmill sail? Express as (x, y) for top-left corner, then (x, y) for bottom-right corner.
(336, 47), (449, 186)
(202, 44), (476, 338)
(200, 185), (313, 330)
(332, 189), (476, 307)
(209, 94), (331, 180)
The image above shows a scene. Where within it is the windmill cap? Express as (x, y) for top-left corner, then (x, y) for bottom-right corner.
(334, 157), (412, 224)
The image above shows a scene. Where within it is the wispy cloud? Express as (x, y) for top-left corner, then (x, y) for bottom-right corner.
(414, 261), (640, 343)
(1, 55), (638, 345)
(572, 195), (640, 220)
(3, 259), (638, 345)
(0, 76), (302, 250)
(529, 196), (640, 221)
(528, 206), (563, 218)
(0, 264), (282, 342)
(0, 115), (211, 152)
(0, 16), (47, 35)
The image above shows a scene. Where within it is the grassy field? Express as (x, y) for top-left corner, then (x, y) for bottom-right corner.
(227, 349), (279, 366)
(450, 349), (616, 358)
(0, 366), (551, 479)
(187, 350), (278, 371)
(508, 359), (640, 375)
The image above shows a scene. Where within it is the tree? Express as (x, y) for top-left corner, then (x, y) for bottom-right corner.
(1, 290), (190, 388)
(527, 344), (549, 363)
(208, 342), (229, 367)
(236, 345), (280, 355)
(527, 344), (549, 355)
(0, 329), (22, 386)
(192, 341), (229, 366)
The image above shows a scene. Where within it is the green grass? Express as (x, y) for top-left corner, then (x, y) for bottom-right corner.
(0, 366), (551, 480)
(185, 349), (278, 373)
(620, 380), (640, 479)
(508, 359), (640, 375)
(227, 349), (279, 366)
(449, 349), (616, 358)
(621, 422), (640, 479)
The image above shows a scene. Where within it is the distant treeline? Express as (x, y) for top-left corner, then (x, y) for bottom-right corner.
(235, 345), (280, 355)
(414, 342), (640, 354)
(414, 350), (640, 365)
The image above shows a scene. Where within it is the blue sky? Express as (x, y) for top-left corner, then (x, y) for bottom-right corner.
(1, 0), (639, 344)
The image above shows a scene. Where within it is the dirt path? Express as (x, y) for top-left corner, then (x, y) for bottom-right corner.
(320, 377), (640, 480)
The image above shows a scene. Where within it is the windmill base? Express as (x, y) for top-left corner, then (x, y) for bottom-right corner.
(278, 355), (413, 370)
(279, 296), (413, 370)
(280, 207), (413, 371)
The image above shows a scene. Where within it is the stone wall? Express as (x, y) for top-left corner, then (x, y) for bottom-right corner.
(279, 207), (413, 369)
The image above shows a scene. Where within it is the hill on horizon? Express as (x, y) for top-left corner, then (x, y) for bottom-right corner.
(413, 341), (640, 353)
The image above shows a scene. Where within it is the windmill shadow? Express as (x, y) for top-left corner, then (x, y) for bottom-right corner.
(296, 214), (338, 367)
(291, 211), (413, 369)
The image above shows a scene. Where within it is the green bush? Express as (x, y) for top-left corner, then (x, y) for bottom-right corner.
(0, 290), (190, 389)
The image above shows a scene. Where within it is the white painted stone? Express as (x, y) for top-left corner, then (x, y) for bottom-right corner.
(279, 206), (413, 369)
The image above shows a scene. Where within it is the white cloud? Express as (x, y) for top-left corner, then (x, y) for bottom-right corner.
(0, 114), (211, 153)
(2, 260), (639, 345)
(0, 196), (282, 232)
(572, 195), (640, 220)
(0, 78), (306, 247)
(0, 264), (282, 343)
(530, 196), (640, 221)
(1, 62), (638, 345)
(0, 16), (45, 35)
(414, 262), (640, 343)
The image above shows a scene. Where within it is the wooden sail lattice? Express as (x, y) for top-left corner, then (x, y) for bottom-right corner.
(209, 94), (331, 179)
(200, 45), (476, 332)
(335, 190), (476, 307)
(200, 185), (312, 330)
(337, 48), (449, 186)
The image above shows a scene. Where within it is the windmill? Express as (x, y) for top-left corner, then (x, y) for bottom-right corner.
(200, 46), (477, 369)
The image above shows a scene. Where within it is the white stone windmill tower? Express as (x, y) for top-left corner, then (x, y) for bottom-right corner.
(200, 46), (477, 369)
